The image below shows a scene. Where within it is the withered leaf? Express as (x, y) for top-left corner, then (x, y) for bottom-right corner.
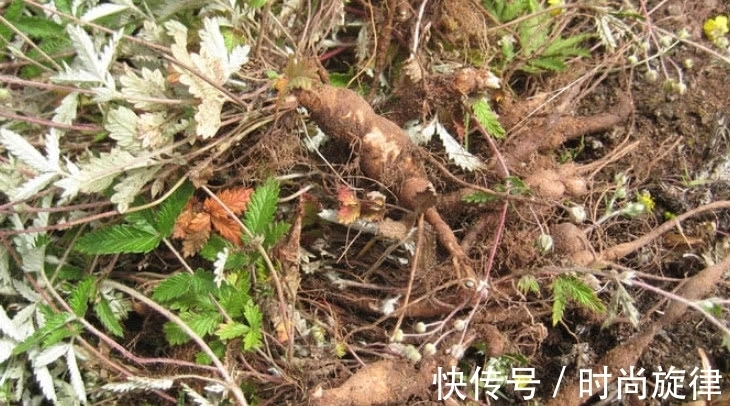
(181, 212), (211, 257)
(336, 185), (360, 225)
(211, 216), (243, 246)
(203, 187), (253, 217)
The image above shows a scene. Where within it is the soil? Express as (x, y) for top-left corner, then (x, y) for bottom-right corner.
(111, 0), (730, 404)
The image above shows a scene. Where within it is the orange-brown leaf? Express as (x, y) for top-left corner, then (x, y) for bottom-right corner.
(173, 198), (201, 239)
(204, 187), (253, 218)
(211, 216), (243, 245)
(336, 186), (360, 225)
(337, 185), (358, 207)
(181, 212), (211, 257)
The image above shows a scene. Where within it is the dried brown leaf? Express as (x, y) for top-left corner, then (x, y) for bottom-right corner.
(181, 212), (211, 256)
(336, 186), (360, 225)
(204, 187), (253, 218)
(211, 216), (242, 245)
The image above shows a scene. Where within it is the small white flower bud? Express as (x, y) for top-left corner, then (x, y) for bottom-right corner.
(423, 343), (437, 357)
(453, 319), (467, 331)
(645, 69), (659, 82)
(391, 328), (404, 343)
(568, 205), (587, 223)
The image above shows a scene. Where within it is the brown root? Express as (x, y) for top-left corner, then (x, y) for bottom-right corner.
(310, 358), (437, 406)
(295, 84), (474, 277)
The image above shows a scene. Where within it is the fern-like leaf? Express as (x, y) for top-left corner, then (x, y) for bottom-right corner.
(472, 98), (506, 139)
(551, 275), (605, 326)
(94, 297), (124, 337)
(76, 224), (160, 254)
(68, 277), (94, 316)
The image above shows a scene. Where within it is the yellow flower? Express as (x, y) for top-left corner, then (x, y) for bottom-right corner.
(704, 15), (729, 43)
(637, 190), (655, 213)
(547, 0), (565, 16)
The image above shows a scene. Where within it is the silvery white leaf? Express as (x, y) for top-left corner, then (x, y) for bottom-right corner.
(0, 129), (50, 173)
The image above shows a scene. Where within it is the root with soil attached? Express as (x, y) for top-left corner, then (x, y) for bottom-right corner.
(294, 83), (476, 280)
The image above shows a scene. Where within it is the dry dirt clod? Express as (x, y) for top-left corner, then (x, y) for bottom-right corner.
(551, 222), (589, 256)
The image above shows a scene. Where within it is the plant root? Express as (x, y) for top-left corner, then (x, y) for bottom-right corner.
(295, 84), (475, 279)
(310, 358), (438, 406)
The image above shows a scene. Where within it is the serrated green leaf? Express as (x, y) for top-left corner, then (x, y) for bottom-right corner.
(152, 273), (194, 302)
(216, 283), (250, 318)
(472, 98), (505, 139)
(155, 180), (195, 237)
(183, 311), (220, 338)
(14, 311), (74, 354)
(195, 340), (225, 365)
(244, 178), (280, 237)
(43, 321), (79, 348)
(552, 281), (568, 327)
(243, 325), (262, 351)
(0, 1), (23, 41)
(94, 297), (123, 337)
(551, 276), (605, 326)
(68, 277), (95, 316)
(76, 224), (160, 254)
(517, 275), (540, 295)
(543, 34), (591, 57)
(244, 301), (262, 327)
(265, 222), (290, 248)
(54, 0), (72, 15)
(16, 17), (65, 39)
(163, 321), (190, 345)
(215, 321), (249, 340)
(462, 191), (498, 204)
(200, 234), (230, 261)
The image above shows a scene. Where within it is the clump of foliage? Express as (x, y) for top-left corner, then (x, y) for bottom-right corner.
(482, 0), (591, 74)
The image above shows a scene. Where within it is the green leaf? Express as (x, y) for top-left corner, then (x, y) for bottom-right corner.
(76, 224), (160, 254)
(265, 222), (290, 248)
(215, 321), (250, 340)
(68, 277), (95, 316)
(200, 234), (230, 262)
(14, 310), (73, 354)
(551, 276), (605, 326)
(543, 34), (591, 57)
(243, 326), (262, 351)
(155, 180), (195, 237)
(217, 284), (251, 318)
(163, 321), (190, 345)
(94, 297), (124, 337)
(244, 178), (280, 237)
(0, 1), (23, 41)
(472, 98), (505, 139)
(153, 270), (216, 303)
(462, 191), (499, 204)
(517, 275), (540, 295)
(525, 57), (567, 73)
(248, 0), (267, 8)
(243, 301), (262, 329)
(183, 311), (221, 338)
(195, 340), (225, 365)
(552, 281), (568, 327)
